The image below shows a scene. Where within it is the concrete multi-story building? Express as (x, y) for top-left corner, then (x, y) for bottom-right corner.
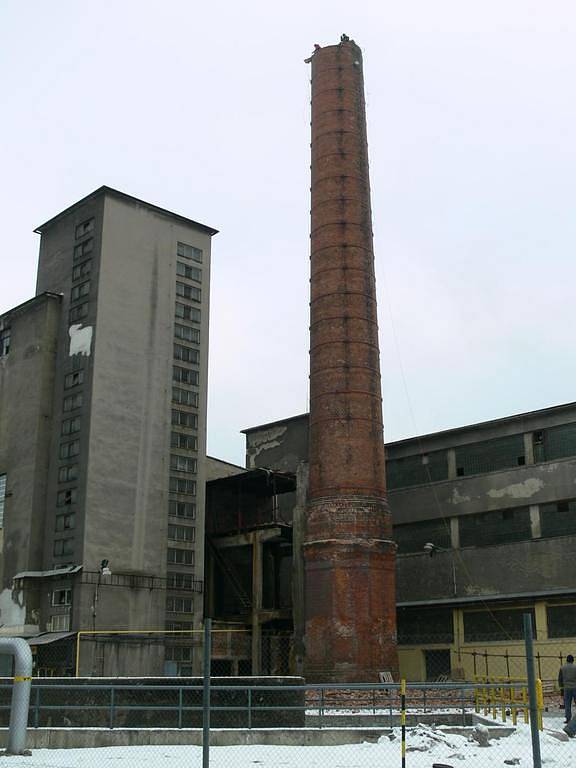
(205, 402), (576, 682)
(0, 186), (216, 675)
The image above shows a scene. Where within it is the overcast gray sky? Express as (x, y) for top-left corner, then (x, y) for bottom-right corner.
(2, 1), (575, 466)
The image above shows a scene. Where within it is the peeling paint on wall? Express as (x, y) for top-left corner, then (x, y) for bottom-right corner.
(246, 426), (287, 468)
(448, 488), (471, 505)
(69, 324), (93, 356)
(487, 477), (544, 500)
(0, 588), (26, 627)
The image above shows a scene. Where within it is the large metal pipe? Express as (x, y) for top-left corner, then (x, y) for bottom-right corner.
(0, 638), (33, 755)
(304, 37), (398, 682)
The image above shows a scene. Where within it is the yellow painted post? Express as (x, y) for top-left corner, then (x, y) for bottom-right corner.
(474, 687), (479, 713)
(536, 678), (544, 732)
(522, 687), (529, 724)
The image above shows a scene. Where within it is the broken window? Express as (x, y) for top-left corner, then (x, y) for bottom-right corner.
(64, 370), (84, 389)
(394, 519), (451, 554)
(534, 422), (576, 463)
(386, 451), (448, 490)
(455, 434), (525, 477)
(463, 607), (534, 641)
(459, 507), (531, 548)
(547, 604), (576, 638)
(540, 498), (576, 538)
(52, 589), (72, 606)
(397, 606), (454, 645)
(75, 218), (94, 239)
(56, 488), (78, 507)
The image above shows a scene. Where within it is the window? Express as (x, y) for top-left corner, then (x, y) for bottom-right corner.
(394, 519), (452, 554)
(57, 488), (78, 507)
(175, 303), (201, 323)
(63, 393), (83, 412)
(49, 614), (71, 631)
(71, 281), (90, 302)
(174, 324), (200, 344)
(168, 524), (195, 542)
(61, 417), (81, 436)
(170, 455), (196, 473)
(0, 328), (10, 357)
(173, 367), (199, 386)
(172, 388), (199, 407)
(166, 621), (193, 632)
(64, 371), (84, 389)
(72, 260), (92, 282)
(534, 423), (576, 463)
(59, 441), (80, 460)
(75, 219), (94, 239)
(165, 644), (194, 661)
(176, 261), (202, 282)
(73, 238), (94, 260)
(177, 242), (203, 263)
(52, 588), (72, 606)
(169, 477), (196, 496)
(58, 465), (78, 483)
(171, 432), (197, 451)
(169, 501), (196, 519)
(53, 538), (74, 556)
(455, 434), (525, 477)
(167, 547), (195, 566)
(55, 513), (75, 532)
(463, 608), (535, 642)
(172, 410), (198, 429)
(540, 498), (576, 539)
(0, 474), (6, 529)
(69, 303), (89, 323)
(386, 451), (449, 490)
(459, 507), (531, 548)
(167, 572), (197, 590)
(173, 344), (200, 364)
(547, 605), (576, 638)
(176, 282), (201, 302)
(397, 607), (454, 645)
(166, 596), (194, 613)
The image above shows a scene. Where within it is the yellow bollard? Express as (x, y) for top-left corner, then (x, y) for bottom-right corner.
(536, 679), (544, 732)
(401, 679), (406, 768)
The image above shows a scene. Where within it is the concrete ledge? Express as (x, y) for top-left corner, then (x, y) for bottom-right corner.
(0, 725), (518, 749)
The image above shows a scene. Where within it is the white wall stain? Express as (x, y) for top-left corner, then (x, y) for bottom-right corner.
(487, 477), (544, 500)
(246, 426), (287, 468)
(69, 324), (93, 356)
(0, 588), (26, 627)
(448, 488), (471, 505)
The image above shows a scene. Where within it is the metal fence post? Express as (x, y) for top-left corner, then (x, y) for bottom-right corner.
(203, 618), (212, 768)
(109, 687), (115, 730)
(523, 613), (542, 768)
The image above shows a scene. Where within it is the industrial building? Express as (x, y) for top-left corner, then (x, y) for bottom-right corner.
(0, 186), (216, 674)
(204, 402), (576, 681)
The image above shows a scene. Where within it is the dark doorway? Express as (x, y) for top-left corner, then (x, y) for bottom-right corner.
(425, 649), (451, 680)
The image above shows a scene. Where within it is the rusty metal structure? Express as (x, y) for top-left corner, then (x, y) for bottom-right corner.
(304, 37), (398, 681)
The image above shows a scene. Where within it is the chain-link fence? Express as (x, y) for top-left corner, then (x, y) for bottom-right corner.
(0, 678), (573, 765)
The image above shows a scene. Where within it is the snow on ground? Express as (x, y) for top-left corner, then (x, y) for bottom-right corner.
(2, 724), (574, 767)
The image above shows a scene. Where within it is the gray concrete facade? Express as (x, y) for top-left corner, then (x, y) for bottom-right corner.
(0, 187), (217, 675)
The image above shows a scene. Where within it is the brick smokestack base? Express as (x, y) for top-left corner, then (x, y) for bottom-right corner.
(304, 38), (398, 682)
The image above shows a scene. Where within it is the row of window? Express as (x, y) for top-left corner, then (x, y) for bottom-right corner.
(398, 604), (576, 643)
(388, 422), (576, 490)
(394, 496), (576, 553)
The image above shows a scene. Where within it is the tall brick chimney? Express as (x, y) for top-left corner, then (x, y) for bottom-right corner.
(304, 37), (398, 682)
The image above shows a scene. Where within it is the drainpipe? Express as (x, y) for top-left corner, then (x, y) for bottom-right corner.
(0, 637), (33, 755)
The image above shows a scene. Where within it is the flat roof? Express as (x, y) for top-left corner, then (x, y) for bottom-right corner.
(34, 186), (218, 236)
(0, 291), (62, 320)
(242, 400), (576, 446)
